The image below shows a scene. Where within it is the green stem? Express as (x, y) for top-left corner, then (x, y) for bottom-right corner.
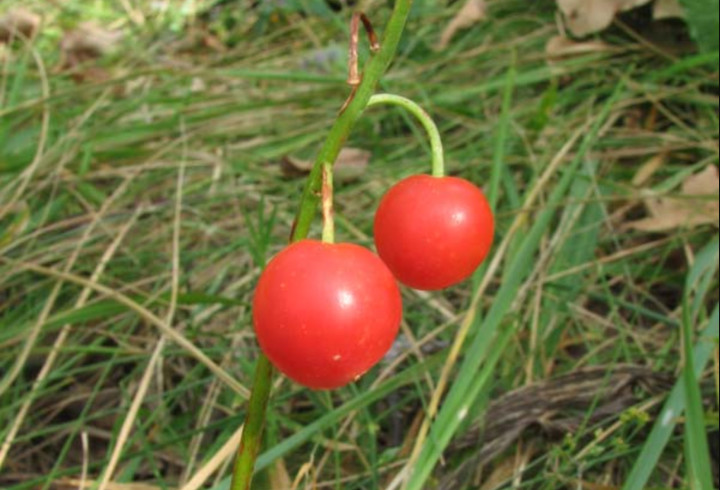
(292, 0), (414, 242)
(230, 356), (273, 490)
(367, 94), (445, 177)
(229, 2), (414, 489)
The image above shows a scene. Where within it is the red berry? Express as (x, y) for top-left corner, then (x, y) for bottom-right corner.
(252, 239), (402, 390)
(374, 175), (494, 291)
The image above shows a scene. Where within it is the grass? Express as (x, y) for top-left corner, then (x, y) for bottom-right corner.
(1, 0), (719, 488)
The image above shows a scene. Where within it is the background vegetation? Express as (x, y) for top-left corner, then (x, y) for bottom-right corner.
(1, 0), (718, 488)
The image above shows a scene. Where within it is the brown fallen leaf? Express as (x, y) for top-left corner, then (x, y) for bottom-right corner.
(478, 444), (536, 490)
(653, 0), (685, 19)
(290, 460), (315, 490)
(55, 480), (163, 490)
(557, 0), (652, 37)
(626, 165), (720, 232)
(269, 459), (292, 489)
(281, 148), (371, 182)
(632, 153), (666, 187)
(572, 481), (620, 490)
(0, 8), (41, 42)
(439, 0), (487, 50)
(59, 22), (123, 69)
(545, 35), (612, 60)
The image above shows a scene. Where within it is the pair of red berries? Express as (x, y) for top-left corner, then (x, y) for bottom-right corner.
(252, 174), (494, 389)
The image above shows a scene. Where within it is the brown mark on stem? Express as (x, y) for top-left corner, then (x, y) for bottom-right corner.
(341, 12), (374, 115)
(347, 13), (362, 87)
(289, 218), (298, 242)
(321, 163), (335, 243)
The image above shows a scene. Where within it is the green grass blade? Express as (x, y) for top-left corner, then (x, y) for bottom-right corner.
(205, 353), (443, 490)
(255, 355), (443, 471)
(623, 300), (719, 489)
(682, 238), (718, 489)
(488, 56), (516, 209)
(404, 81), (628, 490)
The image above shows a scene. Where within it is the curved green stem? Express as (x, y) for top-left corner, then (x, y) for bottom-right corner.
(367, 94), (445, 177)
(229, 2), (414, 490)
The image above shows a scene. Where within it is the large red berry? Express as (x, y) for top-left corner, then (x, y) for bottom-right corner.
(374, 175), (494, 290)
(252, 240), (402, 390)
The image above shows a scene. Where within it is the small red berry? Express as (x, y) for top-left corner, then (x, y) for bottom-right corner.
(374, 175), (494, 290)
(252, 239), (402, 390)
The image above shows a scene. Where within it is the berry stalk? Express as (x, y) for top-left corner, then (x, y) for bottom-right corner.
(367, 93), (445, 178)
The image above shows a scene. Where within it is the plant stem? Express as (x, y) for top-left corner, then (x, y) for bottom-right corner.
(229, 2), (413, 489)
(367, 94), (445, 177)
(229, 355), (273, 490)
(292, 0), (414, 242)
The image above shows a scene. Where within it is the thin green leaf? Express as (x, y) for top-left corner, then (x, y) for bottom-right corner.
(623, 303), (720, 490)
(682, 238), (718, 489)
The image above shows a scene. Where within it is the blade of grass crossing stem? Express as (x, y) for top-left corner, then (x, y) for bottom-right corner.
(258, 353), (440, 469)
(682, 238), (718, 489)
(404, 82), (628, 490)
(623, 237), (719, 490)
(208, 354), (443, 490)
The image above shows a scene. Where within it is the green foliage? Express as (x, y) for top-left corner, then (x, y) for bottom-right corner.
(679, 0), (720, 52)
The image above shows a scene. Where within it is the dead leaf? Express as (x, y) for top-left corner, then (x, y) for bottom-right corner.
(545, 35), (613, 76)
(545, 35), (612, 60)
(572, 481), (620, 490)
(191, 77), (207, 93)
(632, 153), (666, 187)
(653, 0), (685, 19)
(55, 480), (163, 490)
(290, 460), (315, 490)
(626, 165), (720, 232)
(557, 0), (652, 37)
(281, 148), (371, 182)
(479, 444), (536, 490)
(683, 164), (719, 196)
(59, 22), (123, 69)
(269, 459), (292, 489)
(0, 8), (41, 42)
(439, 0), (487, 49)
